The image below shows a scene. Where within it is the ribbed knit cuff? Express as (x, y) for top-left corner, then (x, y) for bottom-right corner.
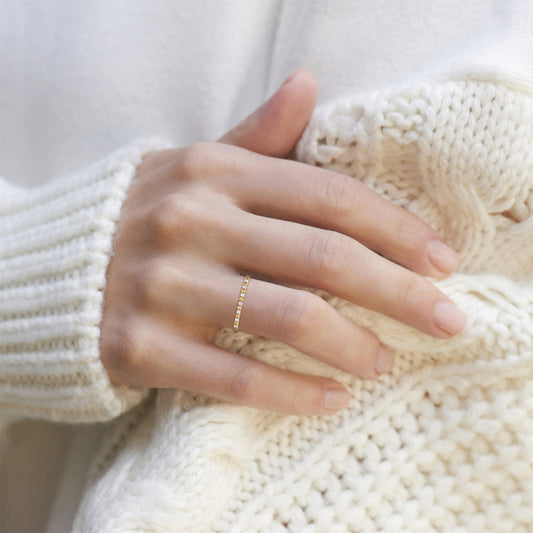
(0, 139), (168, 422)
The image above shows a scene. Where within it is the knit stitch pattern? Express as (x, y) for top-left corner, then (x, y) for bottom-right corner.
(0, 139), (166, 422)
(73, 81), (533, 532)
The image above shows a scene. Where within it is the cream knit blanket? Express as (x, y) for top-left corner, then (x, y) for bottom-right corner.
(73, 81), (533, 532)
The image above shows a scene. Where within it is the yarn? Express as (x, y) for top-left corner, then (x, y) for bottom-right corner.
(0, 139), (167, 422)
(70, 81), (533, 531)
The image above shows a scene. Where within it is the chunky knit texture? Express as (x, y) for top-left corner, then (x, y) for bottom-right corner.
(0, 139), (166, 422)
(71, 81), (533, 532)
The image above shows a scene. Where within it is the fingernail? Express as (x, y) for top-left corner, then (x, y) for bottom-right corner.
(281, 69), (299, 87)
(427, 239), (460, 274)
(323, 388), (350, 412)
(375, 347), (394, 375)
(433, 301), (466, 336)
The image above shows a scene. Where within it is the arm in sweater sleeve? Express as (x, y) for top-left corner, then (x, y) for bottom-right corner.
(0, 139), (167, 422)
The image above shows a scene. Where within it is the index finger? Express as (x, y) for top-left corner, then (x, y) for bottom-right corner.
(215, 145), (459, 279)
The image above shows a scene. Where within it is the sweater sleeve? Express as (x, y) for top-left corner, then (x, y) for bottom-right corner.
(0, 139), (168, 423)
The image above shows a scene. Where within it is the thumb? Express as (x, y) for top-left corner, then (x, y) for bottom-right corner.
(218, 68), (318, 158)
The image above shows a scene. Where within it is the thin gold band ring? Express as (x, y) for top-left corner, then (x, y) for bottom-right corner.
(233, 274), (251, 333)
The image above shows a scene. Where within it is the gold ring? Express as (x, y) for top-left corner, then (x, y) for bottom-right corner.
(233, 274), (250, 332)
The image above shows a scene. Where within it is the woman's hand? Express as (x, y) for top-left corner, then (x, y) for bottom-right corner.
(100, 70), (465, 415)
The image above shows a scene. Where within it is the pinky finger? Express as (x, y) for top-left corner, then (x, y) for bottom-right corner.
(189, 340), (351, 415)
(113, 318), (351, 416)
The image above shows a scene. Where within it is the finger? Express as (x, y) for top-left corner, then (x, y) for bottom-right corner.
(224, 214), (466, 339)
(215, 149), (459, 279)
(231, 277), (395, 380)
(139, 197), (465, 339)
(138, 263), (394, 379)
(218, 68), (318, 158)
(104, 315), (351, 416)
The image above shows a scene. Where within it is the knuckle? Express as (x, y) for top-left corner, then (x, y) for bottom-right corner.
(355, 337), (382, 378)
(147, 194), (203, 242)
(395, 275), (427, 311)
(288, 380), (313, 413)
(322, 174), (358, 219)
(288, 380), (327, 415)
(306, 231), (349, 281)
(393, 209), (427, 254)
(146, 195), (180, 240)
(278, 292), (323, 343)
(176, 142), (215, 180)
(229, 363), (259, 402)
(101, 316), (147, 379)
(133, 260), (166, 304)
(394, 209), (415, 238)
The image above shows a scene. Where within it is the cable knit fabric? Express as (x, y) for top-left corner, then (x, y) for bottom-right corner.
(72, 81), (533, 532)
(0, 139), (167, 423)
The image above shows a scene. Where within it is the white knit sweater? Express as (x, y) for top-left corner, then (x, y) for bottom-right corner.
(70, 80), (533, 532)
(2, 1), (533, 532)
(0, 140), (168, 422)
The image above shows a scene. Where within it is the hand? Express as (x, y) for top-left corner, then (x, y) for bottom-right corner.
(100, 69), (465, 415)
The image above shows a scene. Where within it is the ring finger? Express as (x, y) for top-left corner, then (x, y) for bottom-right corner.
(142, 263), (394, 379)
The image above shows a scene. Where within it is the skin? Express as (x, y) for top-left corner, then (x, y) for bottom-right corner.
(99, 69), (466, 416)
